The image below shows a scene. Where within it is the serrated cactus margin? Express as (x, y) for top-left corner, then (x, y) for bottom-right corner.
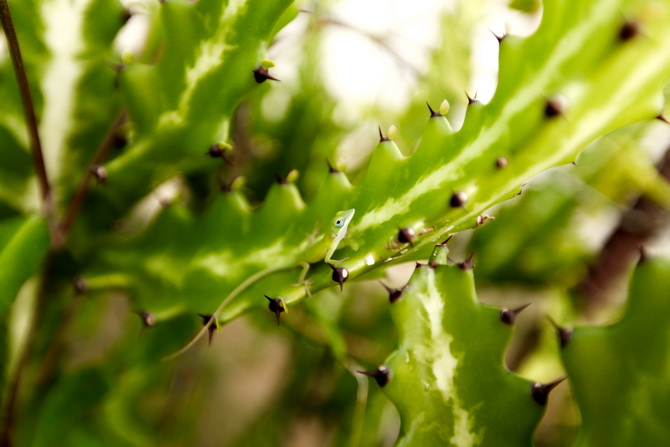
(95, 0), (670, 325)
(561, 257), (670, 446)
(368, 248), (545, 447)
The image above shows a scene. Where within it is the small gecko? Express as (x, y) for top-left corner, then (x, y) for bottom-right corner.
(163, 209), (355, 359)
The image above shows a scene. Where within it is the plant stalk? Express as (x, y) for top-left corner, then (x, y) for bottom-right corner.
(0, 0), (54, 227)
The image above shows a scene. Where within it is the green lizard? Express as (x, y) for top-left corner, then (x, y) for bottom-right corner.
(164, 208), (355, 359)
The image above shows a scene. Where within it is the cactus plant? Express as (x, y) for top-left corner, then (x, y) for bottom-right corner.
(0, 0), (669, 445)
(560, 257), (670, 446)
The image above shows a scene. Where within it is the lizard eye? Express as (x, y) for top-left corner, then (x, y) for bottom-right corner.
(334, 219), (344, 228)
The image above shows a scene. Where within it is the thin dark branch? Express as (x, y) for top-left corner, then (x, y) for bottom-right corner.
(57, 111), (127, 245)
(576, 145), (670, 314)
(0, 0), (54, 218)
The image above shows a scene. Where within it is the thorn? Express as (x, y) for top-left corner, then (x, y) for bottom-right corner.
(499, 303), (531, 325)
(264, 295), (285, 325)
(356, 365), (390, 387)
(439, 235), (453, 246)
(139, 311), (156, 328)
(73, 277), (87, 294)
(380, 282), (407, 303)
(450, 191), (468, 208)
(378, 125), (389, 142)
(531, 378), (566, 406)
(514, 183), (527, 197)
(326, 159), (340, 174)
(206, 143), (233, 164)
(220, 180), (233, 193)
(546, 316), (573, 349)
(274, 172), (288, 185)
(619, 20), (640, 41)
(329, 264), (349, 292)
(112, 131), (128, 150)
(544, 95), (568, 118)
(415, 261), (425, 270)
(197, 314), (217, 346)
(252, 65), (280, 83)
(465, 91), (478, 105)
(458, 252), (475, 270)
(397, 227), (416, 246)
(89, 164), (108, 183)
(426, 102), (441, 117)
(490, 29), (506, 44)
(495, 156), (508, 169)
(656, 114), (670, 125)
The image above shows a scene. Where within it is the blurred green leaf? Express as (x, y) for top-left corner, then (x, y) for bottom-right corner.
(561, 257), (670, 446)
(0, 215), (48, 313)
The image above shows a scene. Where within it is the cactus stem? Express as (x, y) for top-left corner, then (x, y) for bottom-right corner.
(546, 316), (573, 349)
(356, 365), (390, 387)
(264, 295), (285, 325)
(197, 314), (217, 345)
(380, 281), (407, 303)
(499, 303), (531, 325)
(531, 377), (565, 405)
(328, 264), (349, 291)
(426, 102), (441, 117)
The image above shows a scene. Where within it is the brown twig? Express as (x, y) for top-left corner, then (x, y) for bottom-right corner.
(0, 0), (55, 228)
(576, 145), (670, 313)
(57, 111), (127, 245)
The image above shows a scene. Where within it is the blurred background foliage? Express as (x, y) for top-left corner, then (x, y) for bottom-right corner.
(1, 0), (669, 445)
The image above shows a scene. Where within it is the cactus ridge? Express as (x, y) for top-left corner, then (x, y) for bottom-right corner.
(93, 0), (670, 326)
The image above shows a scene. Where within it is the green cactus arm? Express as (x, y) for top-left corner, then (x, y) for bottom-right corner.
(364, 245), (546, 446)
(100, 0), (294, 207)
(91, 0), (670, 327)
(560, 257), (670, 446)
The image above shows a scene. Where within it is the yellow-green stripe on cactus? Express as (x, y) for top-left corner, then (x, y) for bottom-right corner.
(361, 245), (550, 446)
(97, 0), (670, 327)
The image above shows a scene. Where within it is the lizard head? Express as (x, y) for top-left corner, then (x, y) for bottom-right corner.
(329, 209), (355, 238)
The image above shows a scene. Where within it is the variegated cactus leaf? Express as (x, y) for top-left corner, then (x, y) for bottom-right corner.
(374, 247), (544, 446)
(561, 257), (670, 446)
(93, 0), (670, 326)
